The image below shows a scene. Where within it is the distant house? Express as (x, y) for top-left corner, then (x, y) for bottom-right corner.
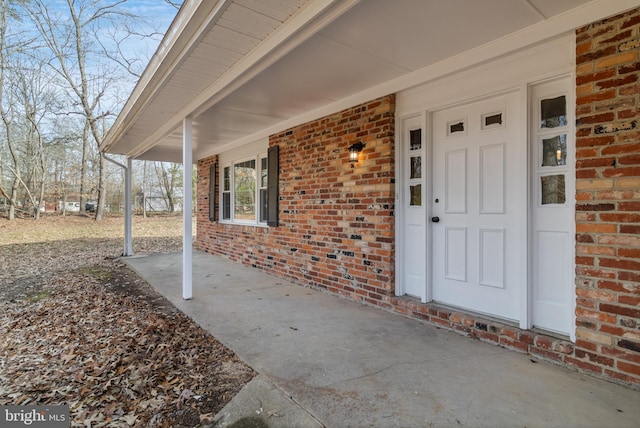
(102, 1), (640, 387)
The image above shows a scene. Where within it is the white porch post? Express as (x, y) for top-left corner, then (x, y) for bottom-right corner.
(182, 117), (193, 300)
(103, 154), (133, 257)
(124, 157), (133, 256)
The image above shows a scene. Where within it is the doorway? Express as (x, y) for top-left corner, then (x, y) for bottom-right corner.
(430, 92), (524, 321)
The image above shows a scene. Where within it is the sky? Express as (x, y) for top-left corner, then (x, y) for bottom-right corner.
(112, 0), (184, 58)
(2, 0), (184, 142)
(51, 0), (183, 112)
(30, 0), (183, 77)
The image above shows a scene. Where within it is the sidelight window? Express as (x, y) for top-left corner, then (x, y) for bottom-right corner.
(536, 92), (569, 206)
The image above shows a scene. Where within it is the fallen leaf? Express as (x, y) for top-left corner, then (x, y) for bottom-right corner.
(0, 217), (255, 426)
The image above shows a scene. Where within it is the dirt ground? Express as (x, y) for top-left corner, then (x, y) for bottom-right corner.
(0, 215), (254, 427)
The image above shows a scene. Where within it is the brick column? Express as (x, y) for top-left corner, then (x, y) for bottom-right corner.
(574, 8), (640, 384)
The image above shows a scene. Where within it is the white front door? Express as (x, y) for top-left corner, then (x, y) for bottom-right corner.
(431, 92), (524, 321)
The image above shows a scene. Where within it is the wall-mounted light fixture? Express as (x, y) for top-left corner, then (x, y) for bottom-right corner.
(348, 142), (364, 163)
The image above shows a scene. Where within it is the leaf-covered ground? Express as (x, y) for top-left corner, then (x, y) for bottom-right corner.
(0, 215), (254, 427)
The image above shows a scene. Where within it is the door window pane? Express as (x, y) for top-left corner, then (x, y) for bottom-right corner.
(410, 184), (422, 206)
(410, 156), (421, 179)
(482, 112), (503, 128)
(448, 120), (465, 135)
(542, 134), (567, 167)
(541, 96), (567, 128)
(410, 129), (421, 150)
(541, 174), (565, 205)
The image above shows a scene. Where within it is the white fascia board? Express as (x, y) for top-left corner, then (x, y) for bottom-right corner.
(127, 0), (361, 160)
(101, 0), (232, 153)
(197, 0), (640, 158)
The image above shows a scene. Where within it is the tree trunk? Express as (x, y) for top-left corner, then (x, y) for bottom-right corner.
(95, 153), (107, 220)
(79, 120), (90, 213)
(8, 185), (16, 220)
(155, 161), (175, 213)
(35, 151), (46, 220)
(6, 127), (20, 220)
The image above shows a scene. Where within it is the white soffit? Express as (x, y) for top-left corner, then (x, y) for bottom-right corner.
(102, 0), (639, 163)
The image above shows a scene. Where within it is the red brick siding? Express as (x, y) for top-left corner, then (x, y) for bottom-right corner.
(574, 7), (640, 386)
(196, 95), (397, 303)
(197, 155), (218, 223)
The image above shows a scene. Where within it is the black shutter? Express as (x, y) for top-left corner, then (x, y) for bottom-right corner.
(267, 145), (279, 227)
(208, 164), (216, 222)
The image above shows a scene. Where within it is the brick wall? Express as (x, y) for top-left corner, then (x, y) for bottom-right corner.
(196, 155), (217, 222)
(196, 95), (396, 303)
(574, 7), (640, 385)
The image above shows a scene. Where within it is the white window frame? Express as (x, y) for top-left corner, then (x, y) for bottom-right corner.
(259, 156), (268, 223)
(219, 152), (268, 226)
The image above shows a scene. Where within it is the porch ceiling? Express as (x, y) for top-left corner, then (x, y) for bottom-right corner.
(100, 0), (634, 163)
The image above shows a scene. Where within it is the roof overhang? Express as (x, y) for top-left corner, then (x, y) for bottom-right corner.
(101, 0), (640, 163)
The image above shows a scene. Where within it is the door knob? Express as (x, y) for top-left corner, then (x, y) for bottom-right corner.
(431, 216), (440, 223)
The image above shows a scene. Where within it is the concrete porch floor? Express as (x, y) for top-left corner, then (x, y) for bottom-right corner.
(124, 251), (640, 428)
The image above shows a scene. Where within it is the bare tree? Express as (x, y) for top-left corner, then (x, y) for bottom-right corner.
(164, 0), (181, 9)
(1, 0), (17, 218)
(2, 1), (180, 220)
(12, 54), (61, 218)
(154, 161), (182, 213)
(25, 0), (148, 220)
(0, 0), (34, 219)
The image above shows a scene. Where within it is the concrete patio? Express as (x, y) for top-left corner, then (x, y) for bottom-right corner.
(124, 251), (640, 428)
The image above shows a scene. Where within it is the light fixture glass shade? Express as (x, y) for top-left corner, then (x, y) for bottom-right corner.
(348, 142), (364, 163)
(349, 149), (359, 162)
